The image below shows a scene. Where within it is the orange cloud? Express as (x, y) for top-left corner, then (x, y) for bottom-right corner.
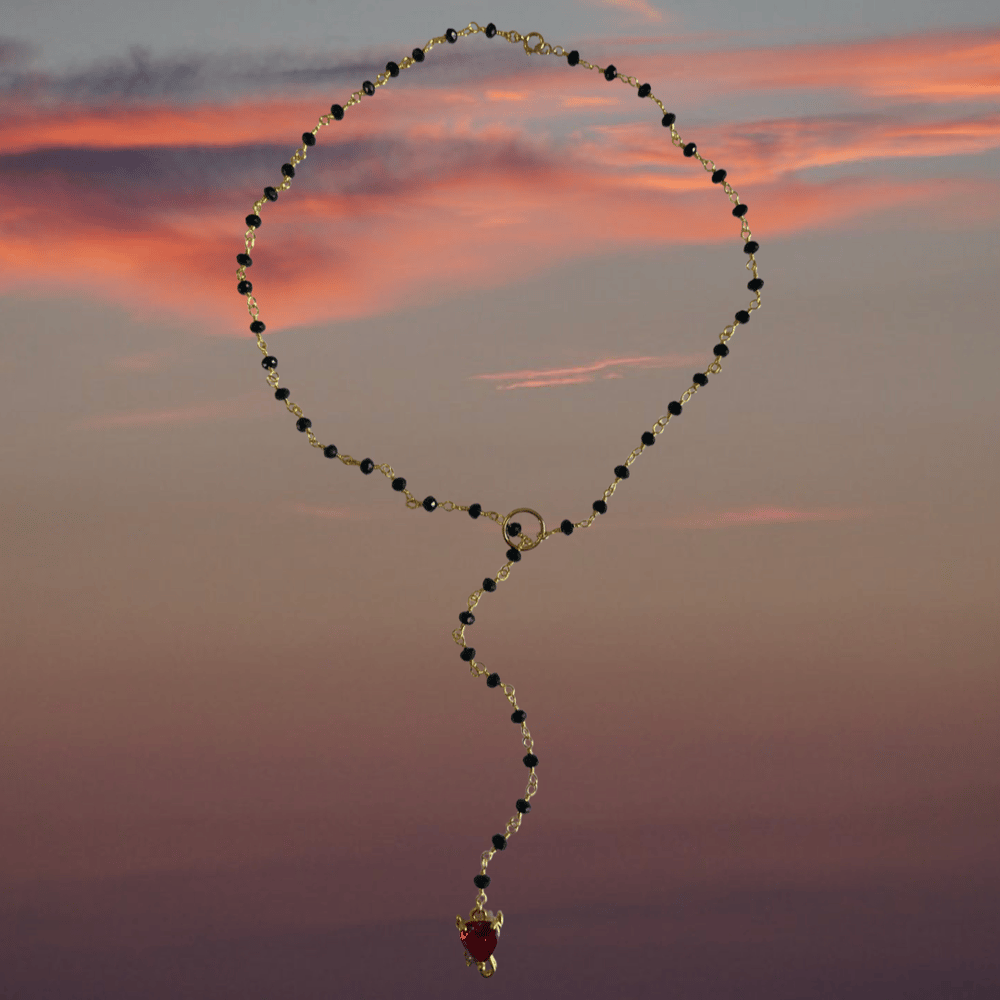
(665, 506), (873, 529)
(471, 353), (706, 389)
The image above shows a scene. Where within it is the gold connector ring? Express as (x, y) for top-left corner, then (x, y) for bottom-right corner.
(501, 508), (545, 552)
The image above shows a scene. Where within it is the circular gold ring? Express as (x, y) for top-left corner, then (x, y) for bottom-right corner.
(501, 507), (545, 552)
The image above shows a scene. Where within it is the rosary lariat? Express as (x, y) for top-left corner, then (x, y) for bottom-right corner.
(233, 20), (763, 978)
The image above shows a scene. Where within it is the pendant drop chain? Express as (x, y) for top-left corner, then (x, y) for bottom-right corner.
(232, 21), (763, 978)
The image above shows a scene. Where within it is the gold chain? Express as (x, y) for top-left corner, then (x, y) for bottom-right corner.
(235, 21), (761, 977)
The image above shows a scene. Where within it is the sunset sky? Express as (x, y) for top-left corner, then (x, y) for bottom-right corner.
(2, 0), (999, 996)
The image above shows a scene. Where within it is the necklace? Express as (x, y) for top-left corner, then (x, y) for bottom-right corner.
(233, 20), (763, 979)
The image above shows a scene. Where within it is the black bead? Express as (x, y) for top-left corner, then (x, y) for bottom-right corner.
(422, 496), (437, 512)
(744, 241), (759, 255)
(516, 798), (531, 814)
(593, 500), (608, 514)
(238, 280), (252, 294)
(362, 80), (375, 96)
(281, 163), (295, 178)
(445, 28), (458, 43)
(604, 64), (617, 81)
(250, 320), (265, 333)
(506, 548), (521, 562)
(460, 647), (476, 662)
(693, 373), (708, 386)
(506, 522), (521, 537)
(360, 458), (374, 474)
(237, 253), (252, 266)
(411, 48), (424, 62)
(264, 187), (278, 201)
(662, 112), (676, 127)
(296, 416), (311, 432)
(324, 444), (338, 458)
(486, 673), (501, 688)
(483, 578), (497, 593)
(468, 503), (482, 519)
(523, 754), (538, 768)
(641, 431), (655, 445)
(711, 169), (727, 184)
(748, 278), (764, 291)
(733, 203), (748, 217)
(637, 82), (651, 98)
(713, 343), (730, 357)
(459, 611), (475, 625)
(567, 49), (579, 66)
(391, 477), (406, 491)
(683, 142), (697, 157)
(668, 401), (682, 415)
(615, 464), (630, 480)
(275, 387), (290, 400)
(386, 61), (399, 77)
(331, 104), (344, 119)
(302, 132), (316, 147)
(246, 214), (261, 228)
(261, 355), (277, 370)
(485, 23), (498, 38)
(492, 834), (507, 851)
(735, 310), (750, 324)
(473, 873), (490, 889)
(561, 519), (574, 534)
(511, 709), (526, 724)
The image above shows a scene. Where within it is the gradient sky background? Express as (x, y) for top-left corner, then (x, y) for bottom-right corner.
(2, 0), (999, 997)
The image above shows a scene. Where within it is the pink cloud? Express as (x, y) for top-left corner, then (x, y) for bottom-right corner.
(665, 506), (873, 530)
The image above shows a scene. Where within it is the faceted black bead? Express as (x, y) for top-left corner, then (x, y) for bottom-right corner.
(604, 64), (617, 81)
(468, 503), (482, 519)
(511, 709), (526, 724)
(662, 112), (676, 127)
(567, 49), (579, 66)
(264, 187), (278, 201)
(246, 214), (261, 228)
(744, 241), (759, 255)
(593, 500), (608, 514)
(516, 798), (531, 814)
(411, 48), (424, 62)
(483, 578), (497, 593)
(250, 320), (265, 333)
(506, 522), (521, 538)
(713, 343), (730, 357)
(422, 496), (437, 512)
(362, 80), (375, 96)
(445, 28), (458, 43)
(302, 133), (316, 147)
(506, 548), (521, 562)
(473, 874), (490, 889)
(238, 280), (252, 294)
(748, 278), (764, 291)
(331, 104), (344, 120)
(261, 355), (277, 370)
(561, 519), (574, 534)
(711, 169), (727, 184)
(324, 444), (338, 458)
(641, 431), (655, 446)
(523, 754), (538, 768)
(615, 465), (630, 480)
(486, 673), (501, 688)
(693, 373), (708, 386)
(459, 611), (475, 625)
(281, 163), (295, 178)
(460, 647), (476, 662)
(735, 310), (750, 324)
(237, 253), (252, 266)
(638, 82), (651, 98)
(733, 203), (748, 217)
(668, 401), (682, 415)
(485, 23), (498, 38)
(683, 142), (697, 157)
(359, 458), (374, 474)
(296, 417), (311, 432)
(275, 387), (291, 400)
(391, 477), (406, 491)
(492, 834), (507, 851)
(386, 61), (399, 77)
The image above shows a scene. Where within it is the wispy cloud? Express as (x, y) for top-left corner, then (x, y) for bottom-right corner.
(471, 353), (706, 389)
(70, 393), (269, 430)
(665, 506), (873, 529)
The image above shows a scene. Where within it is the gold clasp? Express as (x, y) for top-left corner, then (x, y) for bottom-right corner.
(501, 508), (546, 552)
(521, 31), (545, 54)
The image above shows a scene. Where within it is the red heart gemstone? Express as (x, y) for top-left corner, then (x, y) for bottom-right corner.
(459, 919), (499, 963)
